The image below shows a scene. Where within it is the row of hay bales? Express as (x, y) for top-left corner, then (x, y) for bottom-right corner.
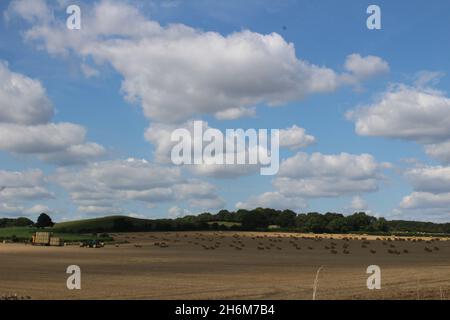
(32, 232), (63, 246)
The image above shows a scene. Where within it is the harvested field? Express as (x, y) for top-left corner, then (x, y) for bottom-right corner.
(1, 231), (450, 300)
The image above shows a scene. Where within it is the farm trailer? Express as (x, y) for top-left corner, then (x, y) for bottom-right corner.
(32, 232), (63, 246)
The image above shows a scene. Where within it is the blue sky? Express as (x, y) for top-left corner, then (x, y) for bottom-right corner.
(1, 0), (450, 222)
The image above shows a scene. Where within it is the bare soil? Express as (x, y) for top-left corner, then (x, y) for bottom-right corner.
(1, 231), (450, 300)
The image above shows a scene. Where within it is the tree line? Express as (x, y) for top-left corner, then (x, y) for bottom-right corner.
(2, 209), (450, 235)
(160, 209), (450, 235)
(0, 214), (53, 228)
(68, 209), (450, 235)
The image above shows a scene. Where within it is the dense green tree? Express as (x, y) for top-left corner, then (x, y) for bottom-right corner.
(216, 209), (236, 222)
(327, 217), (349, 233)
(373, 217), (389, 232)
(346, 212), (375, 231)
(274, 210), (296, 228)
(197, 212), (213, 222)
(295, 214), (308, 230)
(35, 213), (54, 228)
(241, 211), (269, 230)
(305, 213), (329, 233)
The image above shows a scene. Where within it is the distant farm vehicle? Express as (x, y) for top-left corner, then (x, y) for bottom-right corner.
(79, 240), (104, 248)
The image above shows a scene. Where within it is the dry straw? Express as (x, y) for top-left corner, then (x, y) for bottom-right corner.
(312, 265), (325, 300)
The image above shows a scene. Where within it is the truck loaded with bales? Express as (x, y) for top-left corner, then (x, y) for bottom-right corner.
(31, 232), (63, 247)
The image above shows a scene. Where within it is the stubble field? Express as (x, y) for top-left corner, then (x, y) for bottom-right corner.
(1, 231), (450, 300)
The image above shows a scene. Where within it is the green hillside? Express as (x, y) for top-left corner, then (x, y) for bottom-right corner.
(0, 216), (165, 242)
(52, 215), (154, 233)
(0, 226), (111, 242)
(0, 227), (37, 240)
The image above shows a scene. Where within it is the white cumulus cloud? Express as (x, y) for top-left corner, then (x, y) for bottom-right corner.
(0, 61), (105, 165)
(10, 0), (388, 124)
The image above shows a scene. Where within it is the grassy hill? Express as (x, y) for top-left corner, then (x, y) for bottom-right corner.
(0, 227), (38, 240)
(52, 215), (154, 233)
(0, 226), (112, 242)
(0, 216), (173, 242)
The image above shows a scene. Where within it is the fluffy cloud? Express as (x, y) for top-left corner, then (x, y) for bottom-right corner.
(0, 203), (24, 216)
(0, 202), (53, 217)
(400, 192), (450, 210)
(187, 197), (225, 210)
(214, 107), (256, 120)
(347, 83), (450, 167)
(38, 142), (106, 165)
(347, 78), (450, 217)
(0, 61), (105, 164)
(145, 120), (262, 178)
(25, 204), (51, 215)
(6, 0), (392, 217)
(11, 0), (388, 124)
(274, 176), (379, 198)
(0, 169), (53, 201)
(0, 123), (85, 153)
(347, 85), (450, 143)
(123, 188), (174, 203)
(279, 125), (315, 150)
(349, 195), (369, 211)
(80, 63), (100, 78)
(236, 152), (388, 208)
(424, 141), (450, 165)
(236, 191), (307, 211)
(189, 164), (259, 179)
(413, 71), (445, 88)
(343, 54), (389, 81)
(0, 186), (53, 200)
(53, 158), (181, 196)
(84, 158), (181, 191)
(52, 158), (224, 213)
(0, 169), (53, 217)
(78, 205), (121, 215)
(0, 61), (53, 125)
(277, 152), (387, 181)
(272, 152), (388, 198)
(146, 120), (314, 178)
(144, 121), (209, 164)
(0, 169), (44, 187)
(405, 166), (450, 194)
(399, 166), (450, 213)
(168, 206), (191, 219)
(4, 0), (52, 24)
